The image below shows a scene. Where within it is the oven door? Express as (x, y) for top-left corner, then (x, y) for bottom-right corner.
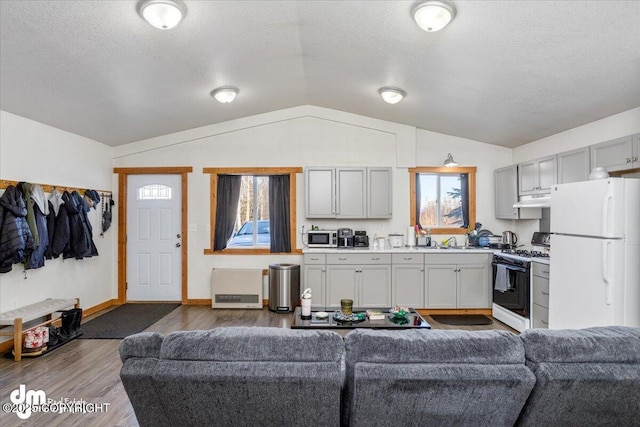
(492, 257), (530, 318)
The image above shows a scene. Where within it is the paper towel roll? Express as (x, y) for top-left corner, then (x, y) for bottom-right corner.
(407, 226), (416, 247)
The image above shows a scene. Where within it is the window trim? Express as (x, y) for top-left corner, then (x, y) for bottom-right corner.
(409, 166), (477, 235)
(203, 167), (302, 255)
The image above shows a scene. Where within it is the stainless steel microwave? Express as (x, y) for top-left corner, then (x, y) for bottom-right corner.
(307, 230), (338, 248)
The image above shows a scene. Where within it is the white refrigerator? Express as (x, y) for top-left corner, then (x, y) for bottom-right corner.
(549, 178), (640, 329)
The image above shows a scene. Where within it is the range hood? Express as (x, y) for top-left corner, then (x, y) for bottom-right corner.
(513, 194), (551, 208)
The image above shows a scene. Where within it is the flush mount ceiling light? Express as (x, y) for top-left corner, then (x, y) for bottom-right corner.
(138, 0), (186, 30)
(378, 87), (406, 104)
(211, 87), (239, 104)
(444, 153), (458, 167)
(413, 0), (457, 32)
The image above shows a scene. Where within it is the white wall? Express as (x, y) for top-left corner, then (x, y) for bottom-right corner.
(513, 107), (640, 164)
(0, 111), (114, 315)
(114, 106), (512, 299)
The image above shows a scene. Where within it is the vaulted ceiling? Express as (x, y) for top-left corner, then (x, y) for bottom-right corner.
(1, 1), (639, 148)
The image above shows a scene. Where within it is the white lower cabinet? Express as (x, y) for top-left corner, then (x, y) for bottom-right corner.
(531, 261), (550, 328)
(424, 254), (491, 309)
(303, 251), (491, 310)
(303, 254), (326, 308)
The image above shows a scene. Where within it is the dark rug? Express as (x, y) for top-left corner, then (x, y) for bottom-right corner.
(430, 314), (493, 326)
(79, 303), (180, 339)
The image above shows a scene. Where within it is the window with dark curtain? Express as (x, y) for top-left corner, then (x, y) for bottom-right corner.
(460, 173), (469, 228)
(214, 175), (242, 250)
(268, 175), (291, 253)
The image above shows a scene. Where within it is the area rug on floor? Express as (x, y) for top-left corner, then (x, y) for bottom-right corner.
(79, 303), (180, 339)
(430, 314), (493, 326)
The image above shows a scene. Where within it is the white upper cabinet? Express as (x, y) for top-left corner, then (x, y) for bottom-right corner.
(590, 134), (639, 172)
(305, 167), (392, 219)
(495, 165), (519, 219)
(518, 155), (557, 195)
(367, 167), (392, 218)
(557, 147), (590, 184)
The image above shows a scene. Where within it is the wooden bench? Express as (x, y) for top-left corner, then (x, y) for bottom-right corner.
(0, 298), (79, 361)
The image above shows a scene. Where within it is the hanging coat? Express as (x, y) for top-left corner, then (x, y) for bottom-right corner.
(45, 188), (64, 260)
(63, 191), (98, 259)
(51, 191), (71, 259)
(23, 183), (49, 269)
(0, 186), (34, 273)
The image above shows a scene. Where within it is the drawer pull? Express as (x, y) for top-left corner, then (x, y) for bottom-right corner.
(541, 270), (549, 274)
(338, 257), (347, 261)
(541, 291), (550, 296)
(371, 257), (380, 261)
(403, 257), (413, 260)
(310, 257), (319, 261)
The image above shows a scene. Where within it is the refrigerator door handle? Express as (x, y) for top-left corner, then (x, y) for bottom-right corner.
(602, 240), (612, 305)
(602, 190), (613, 237)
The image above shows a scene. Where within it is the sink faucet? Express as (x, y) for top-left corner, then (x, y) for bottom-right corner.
(443, 237), (457, 247)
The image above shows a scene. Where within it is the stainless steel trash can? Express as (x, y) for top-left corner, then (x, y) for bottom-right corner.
(268, 264), (300, 313)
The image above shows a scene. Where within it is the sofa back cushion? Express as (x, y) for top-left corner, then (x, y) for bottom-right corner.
(343, 329), (535, 427)
(516, 326), (640, 427)
(159, 326), (344, 361)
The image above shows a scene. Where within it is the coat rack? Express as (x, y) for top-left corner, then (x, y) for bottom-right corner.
(0, 179), (111, 197)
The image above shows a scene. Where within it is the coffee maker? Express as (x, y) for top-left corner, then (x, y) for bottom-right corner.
(337, 228), (354, 248)
(353, 230), (369, 248)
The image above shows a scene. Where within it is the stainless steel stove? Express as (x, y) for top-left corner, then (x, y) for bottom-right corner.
(492, 232), (551, 332)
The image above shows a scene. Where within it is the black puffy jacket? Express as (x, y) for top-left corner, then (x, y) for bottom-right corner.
(0, 186), (35, 273)
(63, 191), (98, 259)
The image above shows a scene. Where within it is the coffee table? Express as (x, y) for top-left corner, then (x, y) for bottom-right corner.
(291, 307), (431, 330)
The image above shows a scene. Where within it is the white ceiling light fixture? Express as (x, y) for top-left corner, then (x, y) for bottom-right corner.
(211, 87), (239, 104)
(444, 153), (458, 167)
(413, 1), (457, 32)
(138, 0), (187, 30)
(378, 87), (406, 104)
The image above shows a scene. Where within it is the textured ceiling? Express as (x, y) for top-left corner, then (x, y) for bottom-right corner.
(1, 0), (639, 148)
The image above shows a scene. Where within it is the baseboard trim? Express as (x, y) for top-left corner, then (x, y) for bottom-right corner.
(184, 299), (212, 306)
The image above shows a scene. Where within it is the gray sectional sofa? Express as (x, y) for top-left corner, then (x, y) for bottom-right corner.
(119, 326), (640, 427)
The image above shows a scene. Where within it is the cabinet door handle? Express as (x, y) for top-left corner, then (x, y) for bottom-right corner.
(627, 158), (632, 163)
(633, 156), (638, 162)
(541, 291), (550, 296)
(541, 319), (549, 325)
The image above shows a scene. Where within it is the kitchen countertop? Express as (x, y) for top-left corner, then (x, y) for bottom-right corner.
(302, 247), (496, 254)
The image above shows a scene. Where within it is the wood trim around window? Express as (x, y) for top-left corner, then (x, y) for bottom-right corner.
(203, 167), (303, 255)
(409, 166), (477, 235)
(114, 166), (193, 304)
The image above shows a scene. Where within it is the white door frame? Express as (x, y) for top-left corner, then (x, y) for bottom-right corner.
(115, 167), (192, 305)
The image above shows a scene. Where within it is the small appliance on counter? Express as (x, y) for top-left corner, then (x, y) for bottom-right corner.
(307, 230), (337, 248)
(337, 228), (354, 248)
(388, 233), (404, 248)
(353, 230), (369, 248)
(501, 231), (518, 247)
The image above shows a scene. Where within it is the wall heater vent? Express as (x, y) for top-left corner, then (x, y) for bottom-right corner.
(212, 269), (263, 309)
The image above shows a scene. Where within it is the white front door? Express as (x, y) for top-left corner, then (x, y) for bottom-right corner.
(127, 175), (182, 301)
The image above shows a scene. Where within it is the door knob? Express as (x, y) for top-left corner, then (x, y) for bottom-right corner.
(176, 243), (181, 247)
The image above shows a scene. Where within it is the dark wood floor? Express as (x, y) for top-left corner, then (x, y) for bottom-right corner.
(0, 305), (515, 427)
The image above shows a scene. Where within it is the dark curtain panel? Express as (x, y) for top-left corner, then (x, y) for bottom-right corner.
(415, 174), (422, 227)
(214, 175), (242, 251)
(460, 173), (469, 228)
(268, 175), (291, 253)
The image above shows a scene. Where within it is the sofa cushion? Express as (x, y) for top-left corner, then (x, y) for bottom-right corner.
(119, 331), (163, 362)
(343, 329), (535, 427)
(159, 326), (344, 361)
(520, 326), (640, 364)
(345, 328), (525, 364)
(516, 326), (640, 427)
